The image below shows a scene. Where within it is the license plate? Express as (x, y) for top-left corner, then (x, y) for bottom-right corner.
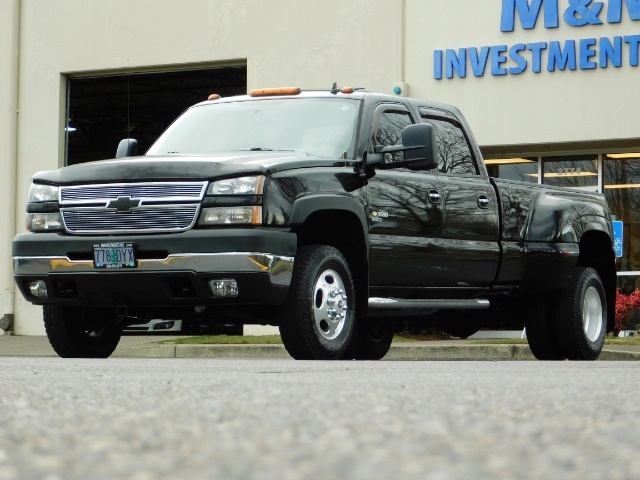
(92, 242), (136, 269)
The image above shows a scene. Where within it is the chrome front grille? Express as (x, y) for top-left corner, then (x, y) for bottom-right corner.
(62, 206), (200, 234)
(59, 182), (206, 234)
(60, 182), (207, 203)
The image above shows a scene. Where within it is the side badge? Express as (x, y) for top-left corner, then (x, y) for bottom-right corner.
(371, 210), (389, 222)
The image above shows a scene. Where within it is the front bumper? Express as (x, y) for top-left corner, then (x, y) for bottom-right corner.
(13, 229), (296, 307)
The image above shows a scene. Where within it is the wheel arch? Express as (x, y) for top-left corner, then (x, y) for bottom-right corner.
(290, 200), (369, 315)
(524, 192), (612, 243)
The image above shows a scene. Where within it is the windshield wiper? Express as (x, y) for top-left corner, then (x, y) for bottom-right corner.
(249, 147), (274, 151)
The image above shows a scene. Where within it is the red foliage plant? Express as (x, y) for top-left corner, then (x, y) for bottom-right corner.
(615, 289), (640, 331)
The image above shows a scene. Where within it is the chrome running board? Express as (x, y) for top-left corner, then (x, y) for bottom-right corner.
(368, 297), (490, 317)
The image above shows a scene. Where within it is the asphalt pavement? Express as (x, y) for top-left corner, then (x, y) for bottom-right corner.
(2, 358), (639, 479)
(1, 333), (639, 360)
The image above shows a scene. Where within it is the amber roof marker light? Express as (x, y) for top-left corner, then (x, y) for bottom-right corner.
(207, 94), (222, 101)
(330, 82), (362, 95)
(250, 87), (302, 97)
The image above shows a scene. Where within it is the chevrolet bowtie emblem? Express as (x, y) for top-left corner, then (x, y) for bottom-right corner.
(107, 196), (141, 213)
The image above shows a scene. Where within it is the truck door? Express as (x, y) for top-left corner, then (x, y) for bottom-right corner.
(367, 104), (445, 289)
(420, 111), (500, 288)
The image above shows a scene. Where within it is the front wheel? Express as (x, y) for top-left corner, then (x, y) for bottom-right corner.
(554, 267), (607, 360)
(44, 306), (122, 358)
(279, 245), (355, 360)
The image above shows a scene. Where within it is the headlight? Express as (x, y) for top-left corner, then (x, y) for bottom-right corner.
(28, 183), (59, 202)
(207, 176), (264, 195)
(201, 176), (265, 226)
(27, 213), (63, 232)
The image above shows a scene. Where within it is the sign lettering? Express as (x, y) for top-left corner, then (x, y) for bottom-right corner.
(435, 0), (640, 79)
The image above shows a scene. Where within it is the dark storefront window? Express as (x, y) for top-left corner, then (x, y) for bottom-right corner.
(543, 155), (598, 190)
(65, 65), (247, 165)
(485, 157), (538, 183)
(604, 153), (640, 291)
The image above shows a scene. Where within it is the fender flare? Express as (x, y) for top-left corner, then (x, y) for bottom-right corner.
(524, 192), (612, 243)
(289, 194), (369, 246)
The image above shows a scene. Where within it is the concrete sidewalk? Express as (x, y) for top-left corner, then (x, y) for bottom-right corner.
(1, 334), (639, 360)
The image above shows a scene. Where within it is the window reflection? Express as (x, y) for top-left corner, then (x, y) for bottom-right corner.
(543, 155), (598, 190)
(376, 110), (412, 164)
(605, 154), (640, 281)
(484, 157), (538, 183)
(429, 118), (478, 175)
(618, 275), (640, 295)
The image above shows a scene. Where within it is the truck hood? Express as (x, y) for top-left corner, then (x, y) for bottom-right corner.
(32, 152), (349, 185)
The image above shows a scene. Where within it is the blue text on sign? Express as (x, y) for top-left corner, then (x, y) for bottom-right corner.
(501, 0), (640, 32)
(434, 0), (640, 79)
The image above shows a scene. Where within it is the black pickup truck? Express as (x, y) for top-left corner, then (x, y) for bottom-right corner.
(13, 86), (616, 360)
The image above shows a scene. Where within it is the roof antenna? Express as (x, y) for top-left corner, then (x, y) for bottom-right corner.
(330, 82), (340, 95)
(115, 65), (138, 158)
(127, 72), (131, 141)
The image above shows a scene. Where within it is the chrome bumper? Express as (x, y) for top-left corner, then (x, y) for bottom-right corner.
(13, 252), (294, 287)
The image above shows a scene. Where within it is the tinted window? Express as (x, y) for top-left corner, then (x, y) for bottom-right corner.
(424, 117), (477, 175)
(375, 110), (413, 164)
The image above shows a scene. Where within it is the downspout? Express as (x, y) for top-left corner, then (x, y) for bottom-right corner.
(401, 0), (406, 85)
(394, 0), (408, 97)
(1, 0), (20, 334)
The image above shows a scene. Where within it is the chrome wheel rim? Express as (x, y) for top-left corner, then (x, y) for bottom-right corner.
(583, 286), (603, 342)
(312, 269), (348, 340)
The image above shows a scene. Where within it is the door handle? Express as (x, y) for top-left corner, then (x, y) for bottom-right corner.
(477, 195), (490, 209)
(428, 190), (441, 204)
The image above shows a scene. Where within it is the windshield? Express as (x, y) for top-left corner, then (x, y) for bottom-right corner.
(147, 97), (360, 159)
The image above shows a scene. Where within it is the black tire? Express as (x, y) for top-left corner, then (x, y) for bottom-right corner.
(524, 296), (564, 360)
(44, 306), (122, 358)
(279, 245), (355, 360)
(343, 318), (394, 360)
(554, 267), (607, 360)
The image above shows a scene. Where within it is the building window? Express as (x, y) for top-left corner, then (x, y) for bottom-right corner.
(604, 152), (640, 289)
(65, 65), (247, 165)
(542, 154), (598, 191)
(484, 157), (538, 183)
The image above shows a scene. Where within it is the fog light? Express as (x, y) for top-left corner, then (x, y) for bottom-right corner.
(152, 321), (175, 330)
(28, 281), (48, 299)
(209, 279), (238, 297)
